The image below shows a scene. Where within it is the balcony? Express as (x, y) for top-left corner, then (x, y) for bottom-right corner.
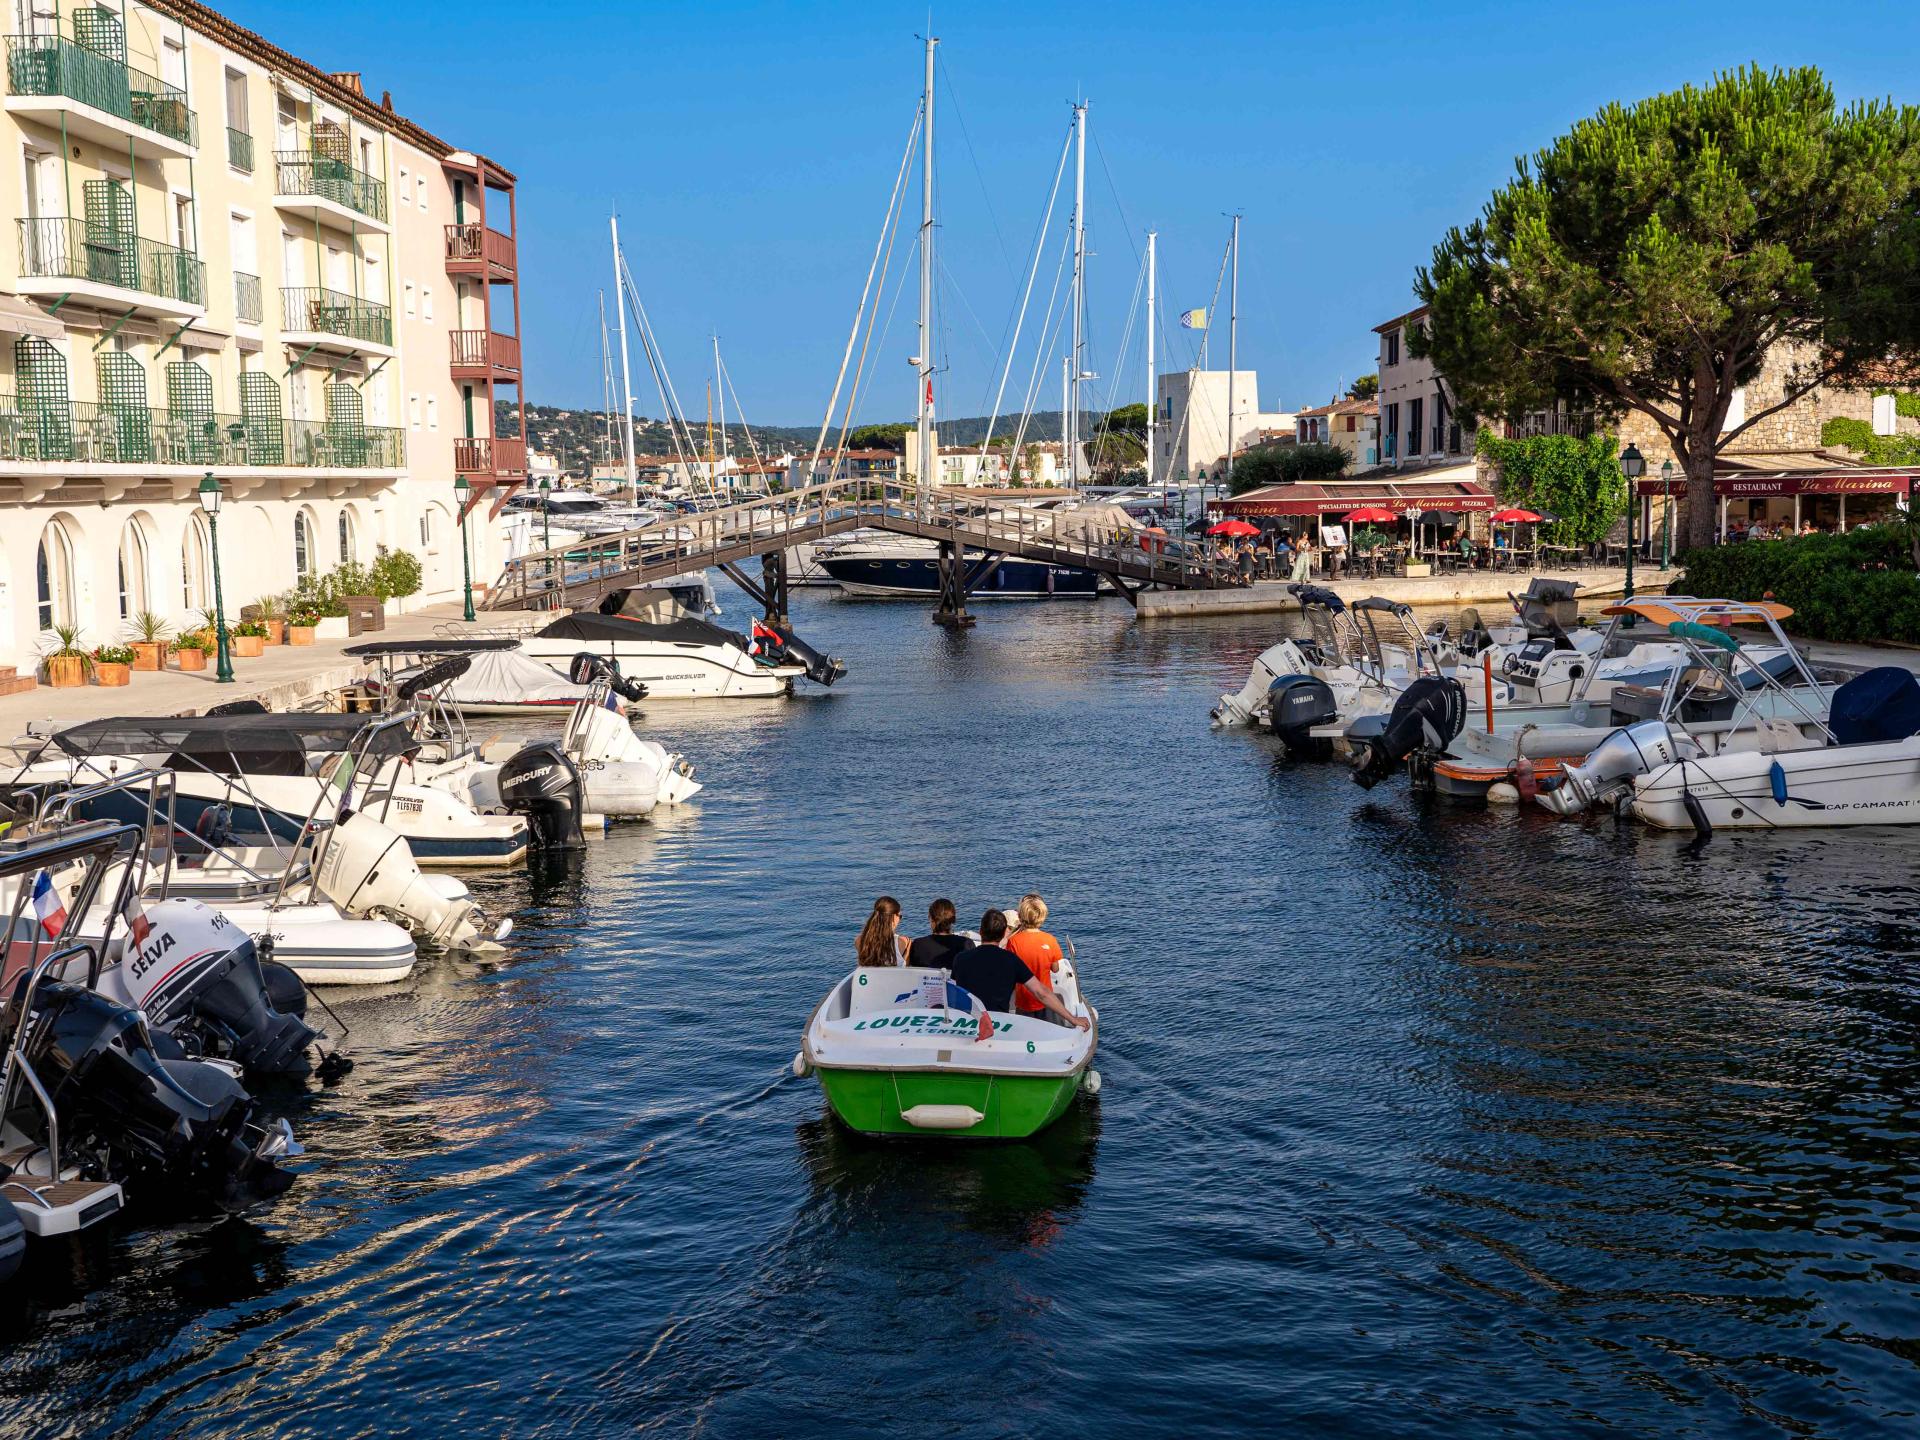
(4, 34), (197, 160)
(234, 271), (261, 325)
(281, 285), (393, 356)
(274, 153), (390, 233)
(0, 394), (404, 470)
(454, 435), (527, 477)
(16, 216), (205, 317)
(449, 329), (520, 378)
(227, 126), (252, 172)
(444, 222), (515, 278)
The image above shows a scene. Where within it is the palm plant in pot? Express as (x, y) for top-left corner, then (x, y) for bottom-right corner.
(257, 592), (288, 645)
(41, 623), (90, 687)
(129, 610), (171, 670)
(91, 643), (135, 687)
(231, 618), (269, 658)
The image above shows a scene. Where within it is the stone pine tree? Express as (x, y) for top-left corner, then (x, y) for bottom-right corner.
(1414, 66), (1920, 547)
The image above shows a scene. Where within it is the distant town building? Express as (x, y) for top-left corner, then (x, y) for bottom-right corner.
(1295, 397), (1380, 469)
(1375, 307), (1473, 470)
(1153, 370), (1294, 482)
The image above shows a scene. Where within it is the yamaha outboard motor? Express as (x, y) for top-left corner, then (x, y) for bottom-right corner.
(101, 899), (320, 1079)
(1264, 675), (1338, 760)
(498, 742), (587, 849)
(1349, 676), (1469, 790)
(567, 652), (649, 704)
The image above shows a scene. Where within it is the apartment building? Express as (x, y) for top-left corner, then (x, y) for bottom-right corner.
(1294, 396), (1379, 469)
(1374, 307), (1471, 471)
(0, 0), (528, 670)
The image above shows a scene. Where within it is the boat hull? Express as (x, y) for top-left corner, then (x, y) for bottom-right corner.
(1632, 738), (1920, 829)
(815, 1066), (1084, 1140)
(516, 639), (795, 699)
(823, 554), (1100, 600)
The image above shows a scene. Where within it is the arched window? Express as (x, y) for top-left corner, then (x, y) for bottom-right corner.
(294, 508), (314, 581)
(36, 519), (75, 630)
(117, 518), (150, 619)
(338, 507), (356, 564)
(182, 512), (212, 612)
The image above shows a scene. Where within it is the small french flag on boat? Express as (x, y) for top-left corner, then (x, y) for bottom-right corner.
(30, 870), (66, 939)
(749, 618), (782, 656)
(941, 980), (994, 1042)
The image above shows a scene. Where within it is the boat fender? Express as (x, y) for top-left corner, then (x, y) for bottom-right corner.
(791, 1050), (809, 1079)
(1086, 1068), (1102, 1095)
(901, 1103), (985, 1131)
(1768, 760), (1788, 806)
(1513, 756), (1538, 803)
(1486, 781), (1521, 805)
(1681, 786), (1713, 850)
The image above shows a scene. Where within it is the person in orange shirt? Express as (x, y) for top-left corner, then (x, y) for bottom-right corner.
(1006, 893), (1064, 1014)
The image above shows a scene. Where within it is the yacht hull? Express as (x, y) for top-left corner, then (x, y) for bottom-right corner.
(1632, 739), (1920, 829)
(823, 554), (1100, 600)
(516, 639), (796, 699)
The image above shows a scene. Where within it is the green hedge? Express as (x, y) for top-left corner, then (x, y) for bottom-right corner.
(1675, 523), (1920, 642)
(1474, 430), (1626, 544)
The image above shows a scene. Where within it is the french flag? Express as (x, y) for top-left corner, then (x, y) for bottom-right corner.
(749, 619), (782, 656)
(31, 870), (66, 939)
(943, 981), (994, 1042)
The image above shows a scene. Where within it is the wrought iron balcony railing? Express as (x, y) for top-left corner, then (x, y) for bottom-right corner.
(18, 216), (205, 306)
(282, 285), (393, 347)
(4, 34), (198, 147)
(275, 152), (387, 223)
(227, 126), (252, 171)
(234, 271), (261, 324)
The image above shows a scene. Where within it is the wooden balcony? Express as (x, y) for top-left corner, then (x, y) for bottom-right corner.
(449, 329), (520, 378)
(444, 222), (515, 278)
(453, 435), (526, 477)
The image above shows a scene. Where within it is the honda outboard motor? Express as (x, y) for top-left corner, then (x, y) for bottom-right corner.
(1264, 675), (1338, 760)
(568, 651), (649, 703)
(498, 742), (587, 849)
(1537, 721), (1702, 817)
(1349, 676), (1469, 790)
(100, 899), (319, 1079)
(17, 982), (296, 1211)
(763, 625), (846, 688)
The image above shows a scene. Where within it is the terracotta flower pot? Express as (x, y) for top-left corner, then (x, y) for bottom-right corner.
(264, 619), (286, 645)
(95, 662), (131, 687)
(45, 655), (86, 688)
(232, 634), (265, 658)
(176, 646), (208, 672)
(131, 641), (167, 671)
(288, 626), (317, 646)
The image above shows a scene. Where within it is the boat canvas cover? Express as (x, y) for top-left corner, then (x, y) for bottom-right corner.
(1044, 503), (1139, 541)
(445, 649), (594, 708)
(1829, 666), (1920, 745)
(54, 715), (411, 777)
(540, 605), (748, 654)
(344, 638), (523, 657)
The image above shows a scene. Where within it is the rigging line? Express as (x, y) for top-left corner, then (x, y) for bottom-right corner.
(975, 118), (1074, 466)
(829, 145), (916, 479)
(807, 102), (922, 487)
(1008, 228), (1077, 463)
(1087, 248), (1147, 476)
(1090, 129), (1141, 269)
(715, 348), (764, 475)
(1157, 232), (1234, 484)
(937, 254), (1001, 392)
(936, 52), (1014, 284)
(618, 248), (715, 502)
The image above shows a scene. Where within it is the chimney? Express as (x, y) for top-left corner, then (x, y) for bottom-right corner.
(329, 71), (364, 97)
(381, 89), (394, 111)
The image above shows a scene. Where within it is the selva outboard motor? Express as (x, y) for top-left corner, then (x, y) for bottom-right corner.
(1350, 676), (1469, 790)
(498, 742), (587, 849)
(99, 899), (319, 1080)
(1264, 675), (1338, 760)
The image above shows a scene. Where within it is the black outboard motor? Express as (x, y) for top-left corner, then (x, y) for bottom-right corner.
(761, 625), (847, 688)
(498, 742), (587, 849)
(567, 652), (649, 703)
(17, 981), (296, 1210)
(1264, 675), (1338, 760)
(1349, 677), (1469, 790)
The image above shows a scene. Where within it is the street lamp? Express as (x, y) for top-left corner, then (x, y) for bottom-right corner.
(1659, 459), (1675, 572)
(1619, 443), (1645, 601)
(454, 474), (476, 623)
(198, 473), (234, 683)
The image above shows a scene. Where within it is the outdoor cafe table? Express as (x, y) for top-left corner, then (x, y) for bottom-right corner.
(1538, 543), (1583, 568)
(1491, 547), (1535, 572)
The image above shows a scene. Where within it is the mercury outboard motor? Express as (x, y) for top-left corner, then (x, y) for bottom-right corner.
(762, 625), (847, 688)
(1349, 676), (1469, 790)
(1264, 675), (1338, 760)
(498, 742), (587, 849)
(567, 652), (649, 703)
(13, 981), (297, 1211)
(98, 899), (320, 1079)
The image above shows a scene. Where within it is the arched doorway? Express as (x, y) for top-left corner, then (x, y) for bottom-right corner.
(182, 512), (212, 614)
(36, 518), (76, 631)
(294, 506), (317, 583)
(117, 515), (153, 619)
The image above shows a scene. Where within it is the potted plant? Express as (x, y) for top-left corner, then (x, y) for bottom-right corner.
(174, 615), (211, 672)
(259, 593), (288, 645)
(287, 608), (321, 646)
(92, 643), (135, 686)
(231, 619), (268, 658)
(129, 610), (171, 671)
(42, 623), (90, 688)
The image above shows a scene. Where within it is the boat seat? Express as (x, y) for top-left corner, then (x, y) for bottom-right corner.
(847, 966), (948, 1016)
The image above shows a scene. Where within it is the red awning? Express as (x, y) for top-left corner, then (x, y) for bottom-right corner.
(1209, 481), (1498, 517)
(1636, 470), (1914, 498)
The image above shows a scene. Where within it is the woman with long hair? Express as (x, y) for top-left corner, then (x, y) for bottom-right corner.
(856, 896), (906, 967)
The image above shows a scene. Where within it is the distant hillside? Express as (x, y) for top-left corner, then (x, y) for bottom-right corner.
(503, 402), (1070, 473)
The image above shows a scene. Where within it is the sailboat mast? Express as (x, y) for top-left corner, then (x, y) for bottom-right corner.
(597, 289), (615, 470)
(1226, 213), (1239, 494)
(715, 334), (730, 485)
(610, 213), (638, 504)
(1145, 230), (1157, 494)
(1069, 101), (1087, 488)
(915, 33), (937, 516)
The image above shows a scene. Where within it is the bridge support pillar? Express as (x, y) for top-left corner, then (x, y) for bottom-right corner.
(760, 550), (790, 631)
(931, 541), (974, 628)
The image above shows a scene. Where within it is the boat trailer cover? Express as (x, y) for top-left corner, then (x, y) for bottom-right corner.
(1829, 666), (1920, 746)
(54, 715), (413, 776)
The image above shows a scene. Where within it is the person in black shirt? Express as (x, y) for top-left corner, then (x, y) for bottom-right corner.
(949, 909), (1090, 1029)
(907, 897), (969, 968)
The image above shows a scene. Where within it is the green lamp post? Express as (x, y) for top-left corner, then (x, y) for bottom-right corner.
(198, 473), (234, 683)
(1619, 443), (1644, 601)
(1659, 459), (1675, 571)
(455, 473), (476, 623)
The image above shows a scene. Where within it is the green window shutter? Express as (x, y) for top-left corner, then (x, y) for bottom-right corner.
(168, 360), (217, 463)
(239, 372), (284, 464)
(96, 351), (152, 463)
(15, 337), (73, 461)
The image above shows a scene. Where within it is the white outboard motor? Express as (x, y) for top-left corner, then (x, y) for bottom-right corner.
(1212, 638), (1315, 727)
(96, 899), (320, 1079)
(315, 810), (502, 950)
(1538, 720), (1703, 816)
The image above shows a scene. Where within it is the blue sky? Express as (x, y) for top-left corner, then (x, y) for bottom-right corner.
(236, 0), (1920, 427)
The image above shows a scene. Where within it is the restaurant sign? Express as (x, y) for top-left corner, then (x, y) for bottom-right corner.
(1635, 473), (1912, 498)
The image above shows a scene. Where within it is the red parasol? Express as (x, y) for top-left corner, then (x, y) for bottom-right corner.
(1207, 519), (1261, 537)
(1344, 508), (1397, 523)
(1490, 508), (1543, 523)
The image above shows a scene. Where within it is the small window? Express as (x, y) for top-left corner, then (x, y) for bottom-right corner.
(403, 280), (416, 319)
(426, 395), (438, 431)
(1383, 331), (1400, 367)
(1872, 393), (1898, 436)
(417, 176), (428, 211)
(419, 512), (430, 545)
(408, 393), (420, 429)
(421, 286), (433, 323)
(398, 163), (410, 196)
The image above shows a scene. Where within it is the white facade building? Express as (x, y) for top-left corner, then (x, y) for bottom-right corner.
(1153, 369), (1294, 482)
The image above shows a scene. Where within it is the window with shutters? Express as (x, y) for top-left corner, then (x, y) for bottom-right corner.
(96, 351), (152, 462)
(239, 371), (285, 463)
(1872, 393), (1898, 436)
(15, 336), (72, 460)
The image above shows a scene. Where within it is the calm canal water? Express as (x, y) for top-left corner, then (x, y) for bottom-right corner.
(4, 588), (1919, 1438)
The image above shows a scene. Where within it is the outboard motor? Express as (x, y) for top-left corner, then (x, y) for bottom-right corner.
(763, 625), (847, 688)
(568, 652), (648, 704)
(13, 981), (297, 1211)
(1264, 675), (1338, 760)
(498, 742), (587, 850)
(1349, 676), (1469, 790)
(99, 899), (320, 1079)
(1538, 721), (1702, 817)
(315, 811), (500, 950)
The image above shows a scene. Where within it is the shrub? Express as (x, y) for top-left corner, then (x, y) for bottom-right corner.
(1475, 431), (1626, 545)
(233, 619), (269, 638)
(129, 609), (171, 643)
(287, 609), (322, 629)
(91, 644), (136, 665)
(1675, 522), (1920, 643)
(1227, 443), (1349, 495)
(370, 546), (422, 600)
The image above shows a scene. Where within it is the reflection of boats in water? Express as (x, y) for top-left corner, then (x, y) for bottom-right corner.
(793, 1101), (1099, 1247)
